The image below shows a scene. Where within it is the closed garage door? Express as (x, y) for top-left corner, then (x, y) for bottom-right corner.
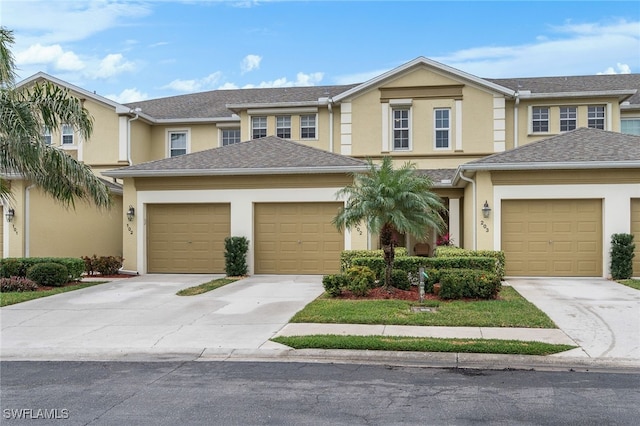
(254, 202), (343, 274)
(502, 199), (602, 276)
(632, 199), (640, 276)
(147, 204), (230, 273)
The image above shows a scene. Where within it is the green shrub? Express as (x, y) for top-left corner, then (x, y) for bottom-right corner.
(340, 248), (407, 271)
(346, 266), (376, 296)
(0, 276), (38, 292)
(349, 257), (386, 279)
(353, 256), (496, 276)
(390, 269), (411, 290)
(26, 263), (69, 287)
(0, 258), (23, 278)
(438, 268), (501, 300)
(322, 274), (347, 297)
(83, 255), (123, 276)
(224, 236), (249, 277)
(1, 257), (84, 280)
(434, 247), (506, 279)
(610, 233), (635, 280)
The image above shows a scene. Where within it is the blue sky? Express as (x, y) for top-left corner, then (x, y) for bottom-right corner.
(3, 1), (639, 103)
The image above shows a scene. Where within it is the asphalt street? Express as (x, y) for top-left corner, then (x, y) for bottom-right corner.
(2, 361), (639, 425)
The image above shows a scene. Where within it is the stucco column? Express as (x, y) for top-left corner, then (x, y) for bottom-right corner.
(448, 198), (461, 247)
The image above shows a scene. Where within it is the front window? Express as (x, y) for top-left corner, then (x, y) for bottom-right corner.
(560, 107), (577, 132)
(392, 108), (409, 150)
(532, 107), (549, 133)
(434, 108), (450, 149)
(221, 129), (241, 146)
(276, 116), (291, 139)
(588, 106), (605, 130)
(252, 116), (267, 139)
(169, 131), (187, 157)
(300, 114), (316, 139)
(42, 127), (52, 145)
(621, 119), (640, 136)
(62, 124), (74, 144)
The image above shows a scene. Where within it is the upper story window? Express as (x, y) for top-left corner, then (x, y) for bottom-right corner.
(532, 107), (549, 133)
(252, 116), (267, 139)
(221, 129), (241, 146)
(559, 107), (577, 132)
(61, 124), (74, 145)
(588, 106), (605, 130)
(300, 114), (316, 139)
(392, 108), (410, 150)
(42, 127), (52, 145)
(276, 116), (291, 139)
(434, 108), (450, 149)
(169, 131), (187, 157)
(621, 119), (640, 136)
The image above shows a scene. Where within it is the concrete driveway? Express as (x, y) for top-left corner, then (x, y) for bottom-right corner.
(1, 274), (324, 360)
(508, 278), (640, 359)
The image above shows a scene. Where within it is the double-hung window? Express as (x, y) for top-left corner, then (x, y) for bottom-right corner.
(276, 116), (291, 139)
(434, 108), (450, 149)
(62, 124), (74, 145)
(588, 106), (605, 130)
(532, 107), (549, 133)
(559, 107), (577, 132)
(392, 108), (409, 150)
(252, 116), (267, 139)
(169, 131), (187, 157)
(42, 127), (52, 145)
(221, 129), (241, 146)
(300, 114), (316, 139)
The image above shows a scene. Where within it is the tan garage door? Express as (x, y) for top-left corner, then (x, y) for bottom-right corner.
(147, 204), (230, 273)
(502, 199), (602, 276)
(254, 202), (344, 274)
(632, 199), (640, 276)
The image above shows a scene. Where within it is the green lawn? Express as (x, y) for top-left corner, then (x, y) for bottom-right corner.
(290, 286), (556, 328)
(0, 281), (106, 307)
(272, 335), (575, 356)
(618, 279), (640, 290)
(176, 277), (240, 296)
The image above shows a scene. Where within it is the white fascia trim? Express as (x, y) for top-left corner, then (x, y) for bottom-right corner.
(332, 57), (515, 102)
(227, 101), (321, 111)
(154, 117), (240, 124)
(247, 107), (319, 115)
(104, 165), (369, 178)
(459, 161), (640, 172)
(519, 89), (636, 101)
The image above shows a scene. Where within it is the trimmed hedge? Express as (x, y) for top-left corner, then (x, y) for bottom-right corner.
(610, 233), (635, 280)
(434, 246), (505, 279)
(26, 263), (69, 287)
(322, 274), (348, 297)
(224, 236), (249, 277)
(340, 248), (407, 272)
(0, 257), (84, 281)
(438, 268), (501, 300)
(351, 256), (496, 278)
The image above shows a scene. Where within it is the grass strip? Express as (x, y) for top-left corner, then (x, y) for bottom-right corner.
(176, 277), (240, 296)
(0, 282), (106, 307)
(618, 279), (640, 291)
(290, 286), (556, 328)
(272, 335), (575, 356)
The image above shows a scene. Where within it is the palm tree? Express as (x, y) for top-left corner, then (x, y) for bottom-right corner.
(0, 27), (111, 208)
(333, 156), (446, 289)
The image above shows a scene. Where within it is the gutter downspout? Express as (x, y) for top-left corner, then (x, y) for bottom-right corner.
(24, 184), (36, 257)
(127, 108), (141, 165)
(327, 99), (334, 153)
(458, 170), (476, 250)
(513, 91), (520, 148)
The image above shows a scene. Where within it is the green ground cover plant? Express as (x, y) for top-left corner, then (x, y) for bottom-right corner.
(176, 277), (240, 296)
(618, 279), (640, 290)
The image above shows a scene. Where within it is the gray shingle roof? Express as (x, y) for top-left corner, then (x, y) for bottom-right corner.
(104, 136), (368, 177)
(462, 127), (640, 169)
(416, 169), (458, 186)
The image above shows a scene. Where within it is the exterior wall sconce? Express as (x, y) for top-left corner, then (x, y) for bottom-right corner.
(127, 205), (135, 222)
(5, 208), (15, 222)
(481, 200), (491, 218)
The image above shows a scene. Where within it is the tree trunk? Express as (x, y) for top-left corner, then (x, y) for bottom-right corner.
(380, 223), (395, 290)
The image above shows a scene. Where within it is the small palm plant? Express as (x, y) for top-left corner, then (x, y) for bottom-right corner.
(333, 157), (446, 289)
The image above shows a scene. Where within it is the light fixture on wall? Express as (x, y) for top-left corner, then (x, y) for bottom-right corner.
(481, 200), (491, 219)
(5, 208), (15, 222)
(127, 205), (135, 222)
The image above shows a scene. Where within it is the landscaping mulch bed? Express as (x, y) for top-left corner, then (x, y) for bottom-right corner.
(338, 286), (439, 301)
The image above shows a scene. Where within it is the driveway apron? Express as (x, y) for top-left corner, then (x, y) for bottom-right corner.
(508, 278), (640, 359)
(1, 274), (324, 358)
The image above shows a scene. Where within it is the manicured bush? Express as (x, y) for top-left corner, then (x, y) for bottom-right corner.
(322, 274), (348, 297)
(224, 236), (249, 277)
(610, 233), (635, 280)
(350, 257), (386, 279)
(340, 248), (408, 271)
(0, 276), (38, 292)
(346, 265), (376, 296)
(437, 268), (501, 300)
(1, 257), (84, 280)
(82, 255), (124, 276)
(390, 269), (411, 290)
(26, 263), (69, 287)
(352, 256), (496, 276)
(434, 247), (506, 279)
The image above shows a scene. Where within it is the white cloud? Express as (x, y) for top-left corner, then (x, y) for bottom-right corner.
(598, 63), (632, 75)
(89, 54), (136, 79)
(105, 88), (148, 103)
(163, 72), (223, 93)
(334, 69), (392, 85)
(241, 54), (262, 74)
(218, 82), (239, 90)
(15, 43), (85, 72)
(241, 71), (325, 89)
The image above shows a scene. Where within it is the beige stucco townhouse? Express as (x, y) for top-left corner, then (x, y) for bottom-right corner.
(3, 57), (640, 278)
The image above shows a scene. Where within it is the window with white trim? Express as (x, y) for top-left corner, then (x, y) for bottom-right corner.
(434, 108), (450, 149)
(62, 124), (74, 145)
(300, 114), (316, 139)
(559, 106), (577, 132)
(169, 131), (187, 157)
(531, 107), (549, 133)
(276, 115), (291, 139)
(392, 108), (409, 150)
(588, 105), (605, 130)
(221, 129), (241, 146)
(251, 116), (267, 139)
(621, 119), (640, 136)
(42, 127), (52, 145)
